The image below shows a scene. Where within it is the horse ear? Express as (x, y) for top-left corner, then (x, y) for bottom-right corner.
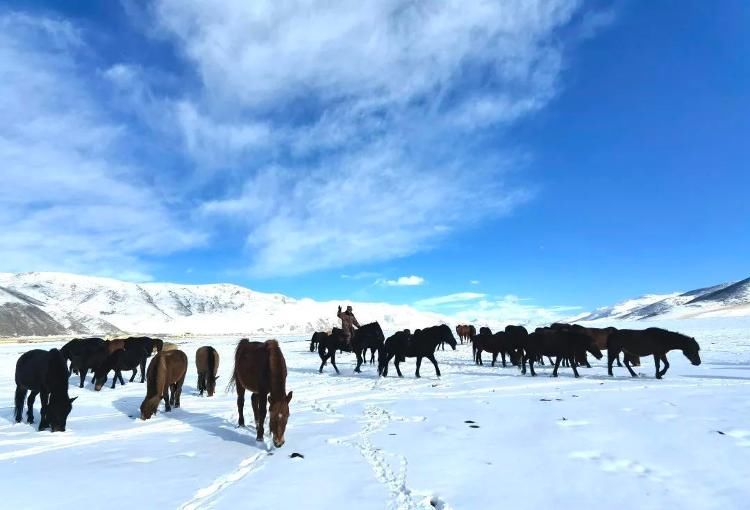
(69, 396), (78, 404)
(286, 391), (293, 403)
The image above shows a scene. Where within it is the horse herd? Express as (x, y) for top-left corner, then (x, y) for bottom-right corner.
(13, 336), (291, 448)
(311, 322), (702, 380)
(11, 322), (701, 449)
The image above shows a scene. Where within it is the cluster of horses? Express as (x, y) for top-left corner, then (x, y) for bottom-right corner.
(13, 337), (292, 448)
(310, 321), (702, 380)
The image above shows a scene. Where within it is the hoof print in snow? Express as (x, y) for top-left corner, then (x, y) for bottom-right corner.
(389, 433), (397, 436)
(572, 395), (579, 398)
(716, 430), (726, 435)
(561, 417), (567, 421)
(290, 452), (304, 459)
(539, 398), (552, 402)
(464, 420), (475, 423)
(555, 398), (563, 401)
(430, 496), (446, 509)
(469, 425), (480, 429)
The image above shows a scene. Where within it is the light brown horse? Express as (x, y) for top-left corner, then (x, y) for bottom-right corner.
(195, 346), (220, 397)
(456, 325), (475, 344)
(161, 341), (178, 351)
(140, 350), (187, 420)
(229, 339), (292, 448)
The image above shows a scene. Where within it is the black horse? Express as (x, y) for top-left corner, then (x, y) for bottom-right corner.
(60, 337), (105, 376)
(607, 328), (701, 379)
(521, 328), (603, 377)
(93, 345), (150, 390)
(318, 322), (385, 374)
(15, 349), (77, 431)
(122, 337), (162, 383)
(474, 331), (522, 367)
(379, 324), (457, 378)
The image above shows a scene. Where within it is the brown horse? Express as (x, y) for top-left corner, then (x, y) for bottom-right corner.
(106, 339), (126, 353)
(195, 346), (220, 397)
(140, 350), (187, 420)
(229, 339), (292, 448)
(161, 341), (178, 351)
(455, 325), (476, 343)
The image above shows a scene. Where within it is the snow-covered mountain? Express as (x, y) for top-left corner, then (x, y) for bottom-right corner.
(0, 272), (447, 337)
(573, 277), (750, 322)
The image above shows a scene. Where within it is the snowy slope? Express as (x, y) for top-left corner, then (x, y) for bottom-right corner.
(0, 272), (447, 337)
(573, 277), (750, 322)
(0, 316), (748, 509)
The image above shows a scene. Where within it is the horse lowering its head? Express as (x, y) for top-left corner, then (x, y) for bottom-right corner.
(230, 339), (292, 448)
(607, 328), (701, 379)
(140, 350), (188, 420)
(15, 349), (77, 432)
(676, 334), (702, 366)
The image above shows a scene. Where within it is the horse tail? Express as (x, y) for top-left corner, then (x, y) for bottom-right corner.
(207, 346), (216, 384)
(227, 338), (248, 393)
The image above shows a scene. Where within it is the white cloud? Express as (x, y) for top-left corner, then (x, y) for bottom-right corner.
(378, 275), (425, 287)
(341, 272), (381, 280)
(414, 292), (487, 308)
(0, 13), (203, 279)
(146, 0), (592, 276)
(470, 280), (481, 285)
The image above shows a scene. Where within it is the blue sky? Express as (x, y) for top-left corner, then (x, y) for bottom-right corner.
(1, 1), (748, 323)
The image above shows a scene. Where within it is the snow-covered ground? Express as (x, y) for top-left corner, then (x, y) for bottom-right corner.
(1, 318), (749, 509)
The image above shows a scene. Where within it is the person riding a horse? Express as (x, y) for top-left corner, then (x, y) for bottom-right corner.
(337, 305), (360, 348)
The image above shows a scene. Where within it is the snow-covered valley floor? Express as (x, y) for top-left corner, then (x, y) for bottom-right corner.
(1, 318), (749, 509)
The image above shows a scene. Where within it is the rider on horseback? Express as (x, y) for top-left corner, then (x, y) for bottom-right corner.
(337, 305), (360, 348)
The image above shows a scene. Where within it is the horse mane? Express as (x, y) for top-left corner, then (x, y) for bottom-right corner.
(47, 349), (70, 394)
(265, 340), (287, 401)
(227, 338), (250, 394)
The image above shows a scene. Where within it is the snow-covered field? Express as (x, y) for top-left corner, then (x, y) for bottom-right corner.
(2, 318), (749, 509)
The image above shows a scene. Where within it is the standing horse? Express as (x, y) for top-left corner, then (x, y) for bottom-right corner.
(140, 350), (188, 420)
(15, 349), (77, 431)
(379, 324), (457, 378)
(229, 339), (292, 448)
(61, 337), (105, 376)
(196, 346), (220, 396)
(474, 331), (522, 367)
(521, 328), (603, 378)
(317, 322), (385, 374)
(607, 328), (700, 379)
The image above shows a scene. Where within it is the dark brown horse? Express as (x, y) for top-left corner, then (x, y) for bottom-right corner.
(140, 350), (188, 420)
(195, 346), (220, 397)
(607, 328), (701, 379)
(229, 339), (292, 448)
(15, 349), (77, 431)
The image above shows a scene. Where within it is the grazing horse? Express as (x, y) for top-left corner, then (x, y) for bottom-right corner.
(521, 328), (603, 378)
(379, 324), (457, 378)
(317, 322), (385, 374)
(93, 345), (150, 390)
(607, 328), (701, 379)
(309, 331), (328, 352)
(196, 346), (220, 397)
(229, 339), (292, 448)
(61, 337), (105, 376)
(140, 350), (188, 420)
(15, 349), (77, 431)
(474, 332), (522, 367)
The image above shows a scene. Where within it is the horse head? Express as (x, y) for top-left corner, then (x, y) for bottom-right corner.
(682, 337), (701, 366)
(47, 395), (77, 432)
(269, 392), (293, 448)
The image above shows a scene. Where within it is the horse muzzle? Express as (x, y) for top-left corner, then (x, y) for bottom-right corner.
(273, 438), (285, 448)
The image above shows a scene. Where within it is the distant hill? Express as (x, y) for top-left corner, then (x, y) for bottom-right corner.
(0, 272), (446, 337)
(573, 277), (750, 322)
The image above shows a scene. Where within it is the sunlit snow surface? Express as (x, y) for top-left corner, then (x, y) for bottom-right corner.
(1, 317), (749, 509)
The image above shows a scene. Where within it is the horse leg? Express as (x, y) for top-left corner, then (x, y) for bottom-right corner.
(129, 368), (137, 383)
(26, 391), (38, 424)
(140, 359), (146, 383)
(658, 353), (669, 378)
(529, 356), (536, 377)
(607, 348), (616, 376)
(354, 350), (363, 373)
(118, 370), (126, 386)
(415, 356), (423, 378)
(174, 374), (185, 408)
(521, 354), (527, 375)
(476, 350), (483, 366)
(79, 366), (87, 388)
(163, 385), (171, 412)
(654, 354), (662, 379)
(330, 351), (340, 374)
(428, 354), (441, 377)
(38, 390), (49, 431)
(197, 372), (204, 396)
(624, 356), (638, 377)
(14, 386), (26, 423)
(251, 393), (267, 441)
(491, 352), (498, 367)
(552, 356), (561, 377)
(501, 352), (507, 368)
(571, 357), (580, 378)
(237, 385), (246, 427)
(395, 358), (403, 378)
(318, 349), (328, 373)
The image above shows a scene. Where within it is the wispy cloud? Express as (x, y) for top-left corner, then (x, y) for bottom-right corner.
(470, 280), (481, 285)
(147, 0), (592, 277)
(341, 272), (381, 281)
(414, 292), (487, 308)
(377, 275), (425, 287)
(0, 12), (203, 280)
